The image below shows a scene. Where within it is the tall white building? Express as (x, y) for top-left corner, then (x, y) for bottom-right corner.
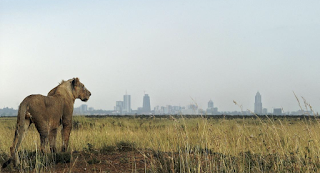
(254, 92), (262, 114)
(123, 94), (131, 114)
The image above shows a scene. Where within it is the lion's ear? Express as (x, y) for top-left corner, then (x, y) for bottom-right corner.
(72, 78), (80, 88)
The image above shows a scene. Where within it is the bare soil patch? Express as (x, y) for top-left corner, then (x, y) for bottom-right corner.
(1, 151), (150, 173)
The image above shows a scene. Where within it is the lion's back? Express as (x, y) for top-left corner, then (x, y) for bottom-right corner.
(21, 94), (63, 118)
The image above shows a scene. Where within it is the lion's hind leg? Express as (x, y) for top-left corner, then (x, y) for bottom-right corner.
(9, 114), (31, 167)
(49, 128), (58, 153)
(34, 121), (51, 153)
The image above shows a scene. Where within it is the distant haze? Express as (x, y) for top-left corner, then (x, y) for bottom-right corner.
(1, 1), (320, 113)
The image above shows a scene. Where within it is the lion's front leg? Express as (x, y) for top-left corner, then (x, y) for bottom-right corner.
(61, 105), (74, 152)
(61, 123), (72, 152)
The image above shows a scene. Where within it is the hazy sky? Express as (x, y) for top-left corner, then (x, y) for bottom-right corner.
(1, 0), (320, 113)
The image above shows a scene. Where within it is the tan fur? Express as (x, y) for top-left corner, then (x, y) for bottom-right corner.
(3, 78), (91, 168)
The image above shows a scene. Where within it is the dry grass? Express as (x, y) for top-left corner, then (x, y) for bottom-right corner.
(1, 115), (320, 172)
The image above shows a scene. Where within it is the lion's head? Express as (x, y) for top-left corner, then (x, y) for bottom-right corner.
(71, 78), (91, 101)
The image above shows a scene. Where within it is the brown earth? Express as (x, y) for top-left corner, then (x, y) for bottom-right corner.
(2, 151), (152, 173)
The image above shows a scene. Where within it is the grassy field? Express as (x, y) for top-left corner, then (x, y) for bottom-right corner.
(1, 115), (320, 172)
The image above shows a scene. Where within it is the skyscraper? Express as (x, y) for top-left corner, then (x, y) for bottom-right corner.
(208, 100), (214, 109)
(123, 94), (131, 114)
(142, 94), (151, 113)
(254, 92), (262, 114)
(207, 99), (214, 115)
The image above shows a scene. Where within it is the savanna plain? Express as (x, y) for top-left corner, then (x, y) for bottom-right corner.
(1, 114), (320, 172)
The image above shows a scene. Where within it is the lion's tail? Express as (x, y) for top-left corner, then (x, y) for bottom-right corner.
(2, 103), (29, 169)
(16, 102), (29, 126)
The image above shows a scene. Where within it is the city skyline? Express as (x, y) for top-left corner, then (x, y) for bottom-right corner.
(0, 91), (316, 116)
(82, 91), (317, 114)
(0, 88), (316, 113)
(73, 91), (315, 115)
(1, 1), (320, 113)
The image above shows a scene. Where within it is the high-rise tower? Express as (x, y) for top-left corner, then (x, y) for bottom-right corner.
(142, 94), (151, 113)
(254, 92), (262, 114)
(123, 93), (131, 114)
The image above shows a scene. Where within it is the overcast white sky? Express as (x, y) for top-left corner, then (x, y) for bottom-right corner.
(1, 0), (320, 113)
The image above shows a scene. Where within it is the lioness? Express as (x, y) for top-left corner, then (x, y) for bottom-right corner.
(2, 78), (91, 168)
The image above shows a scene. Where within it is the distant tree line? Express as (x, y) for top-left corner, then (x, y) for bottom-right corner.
(0, 107), (18, 117)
